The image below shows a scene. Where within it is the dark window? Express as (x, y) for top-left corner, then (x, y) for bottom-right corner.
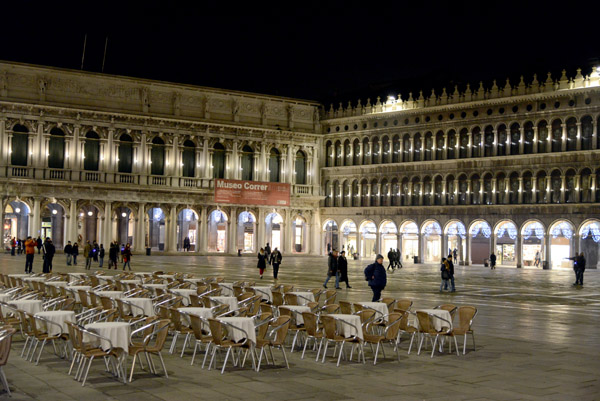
(11, 125), (29, 166)
(84, 131), (100, 171)
(473, 110), (479, 117)
(118, 134), (133, 173)
(212, 143), (225, 179)
(241, 145), (254, 181)
(182, 140), (195, 177)
(295, 151), (306, 185)
(269, 148), (280, 182)
(48, 128), (65, 169)
(151, 137), (165, 176)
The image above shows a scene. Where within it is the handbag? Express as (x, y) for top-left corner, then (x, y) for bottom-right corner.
(441, 269), (450, 280)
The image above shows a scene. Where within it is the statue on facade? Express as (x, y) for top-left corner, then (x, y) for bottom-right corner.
(38, 78), (47, 94)
(232, 99), (239, 116)
(260, 103), (268, 121)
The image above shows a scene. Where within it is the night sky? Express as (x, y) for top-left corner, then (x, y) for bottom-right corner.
(2, 2), (599, 105)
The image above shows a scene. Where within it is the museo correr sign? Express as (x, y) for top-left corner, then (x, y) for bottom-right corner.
(214, 179), (291, 207)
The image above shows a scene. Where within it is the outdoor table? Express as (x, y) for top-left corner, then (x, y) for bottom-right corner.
(66, 285), (92, 302)
(120, 298), (155, 317)
(35, 310), (75, 336)
(359, 302), (389, 320)
(170, 289), (197, 306)
(251, 286), (273, 303)
(7, 274), (31, 279)
(333, 314), (363, 340)
(279, 305), (310, 325)
(178, 307), (213, 326)
(183, 278), (206, 284)
(143, 284), (168, 295)
(0, 294), (13, 315)
(209, 296), (238, 312)
(97, 275), (114, 283)
(218, 283), (235, 296)
(157, 274), (175, 280)
(95, 290), (124, 299)
(9, 299), (43, 315)
(218, 317), (256, 344)
(288, 291), (315, 305)
(132, 272), (154, 277)
(84, 322), (131, 353)
(413, 309), (453, 331)
(119, 279), (142, 285)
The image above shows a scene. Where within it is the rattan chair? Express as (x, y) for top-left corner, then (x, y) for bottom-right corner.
(395, 299), (413, 312)
(206, 318), (252, 374)
(451, 306), (477, 354)
(188, 314), (213, 368)
(255, 315), (291, 372)
(394, 309), (419, 354)
(319, 315), (364, 366)
(0, 327), (17, 396)
(128, 318), (170, 382)
(363, 312), (403, 364)
(339, 301), (353, 314)
(300, 311), (323, 360)
(416, 311), (457, 358)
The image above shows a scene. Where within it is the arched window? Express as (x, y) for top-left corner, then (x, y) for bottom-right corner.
(510, 123), (520, 155)
(151, 136), (165, 176)
(484, 126), (494, 157)
(48, 128), (65, 169)
(523, 122), (534, 154)
(11, 124), (29, 166)
(566, 118), (577, 151)
(182, 140), (195, 178)
(241, 145), (254, 181)
(295, 150), (306, 185)
(447, 130), (456, 159)
(269, 148), (280, 182)
(497, 124), (507, 156)
(414, 133), (422, 161)
(551, 119), (562, 152)
(84, 131), (100, 171)
(581, 116), (593, 150)
(118, 134), (133, 173)
(538, 120), (549, 153)
(213, 143), (225, 179)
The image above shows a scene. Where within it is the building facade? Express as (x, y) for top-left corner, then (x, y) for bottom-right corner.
(0, 62), (322, 256)
(320, 70), (600, 269)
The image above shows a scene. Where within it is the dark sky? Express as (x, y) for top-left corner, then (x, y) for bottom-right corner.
(2, 2), (599, 105)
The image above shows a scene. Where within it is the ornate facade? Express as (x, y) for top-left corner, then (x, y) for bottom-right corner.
(0, 62), (322, 255)
(320, 70), (600, 269)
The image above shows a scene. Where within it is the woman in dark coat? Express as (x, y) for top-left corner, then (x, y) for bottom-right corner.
(257, 248), (267, 279)
(338, 250), (351, 288)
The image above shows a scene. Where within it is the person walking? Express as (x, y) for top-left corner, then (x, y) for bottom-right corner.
(17, 239), (22, 255)
(395, 248), (403, 268)
(10, 237), (16, 256)
(84, 240), (92, 270)
(440, 257), (451, 292)
(257, 248), (267, 279)
(98, 244), (105, 267)
(489, 253), (497, 270)
(269, 247), (283, 280)
(122, 244), (132, 270)
(364, 254), (387, 302)
(24, 236), (36, 273)
(108, 242), (117, 269)
(338, 250), (351, 288)
(446, 252), (456, 292)
(183, 237), (190, 252)
(533, 250), (541, 268)
(453, 248), (458, 265)
(42, 238), (55, 273)
(36, 236), (42, 254)
(576, 252), (586, 286)
(92, 241), (99, 262)
(323, 249), (340, 289)
(64, 241), (73, 265)
(387, 248), (395, 271)
(72, 242), (79, 265)
(264, 243), (272, 265)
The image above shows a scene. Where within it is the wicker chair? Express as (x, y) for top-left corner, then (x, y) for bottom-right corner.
(394, 309), (419, 354)
(0, 327), (17, 396)
(128, 318), (170, 382)
(300, 311), (323, 360)
(416, 311), (457, 358)
(451, 306), (477, 354)
(362, 312), (403, 364)
(188, 314), (213, 368)
(323, 290), (337, 305)
(206, 318), (251, 374)
(255, 315), (291, 372)
(339, 301), (353, 314)
(395, 299), (413, 312)
(319, 315), (364, 366)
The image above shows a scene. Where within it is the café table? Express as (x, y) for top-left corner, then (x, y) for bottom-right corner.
(209, 296), (238, 312)
(66, 285), (92, 302)
(9, 299), (43, 315)
(288, 291), (315, 305)
(178, 307), (213, 326)
(84, 321), (131, 353)
(251, 286), (273, 303)
(218, 283), (235, 296)
(218, 317), (256, 344)
(67, 272), (88, 282)
(46, 281), (69, 288)
(35, 310), (75, 336)
(333, 314), (364, 340)
(143, 284), (168, 295)
(170, 289), (197, 306)
(95, 290), (124, 299)
(359, 302), (389, 320)
(120, 298), (155, 317)
(412, 309), (453, 331)
(279, 305), (310, 325)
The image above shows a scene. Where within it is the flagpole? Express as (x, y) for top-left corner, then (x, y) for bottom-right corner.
(102, 36), (108, 73)
(80, 34), (87, 70)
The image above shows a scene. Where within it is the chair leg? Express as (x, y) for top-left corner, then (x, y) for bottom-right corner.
(180, 334), (190, 358)
(408, 333), (415, 354)
(373, 342), (380, 365)
(169, 332), (179, 354)
(81, 356), (94, 387)
(471, 332), (476, 351)
(191, 342), (199, 365)
(301, 338), (309, 359)
(0, 367), (10, 397)
(221, 347), (231, 374)
(453, 337), (459, 356)
(280, 346), (289, 369)
(336, 342), (344, 367)
(431, 336), (438, 358)
(157, 352), (168, 378)
(417, 335), (424, 355)
(316, 338), (324, 362)
(35, 339), (47, 365)
(256, 347), (264, 372)
(201, 343), (211, 369)
(321, 341), (329, 363)
(129, 354), (138, 382)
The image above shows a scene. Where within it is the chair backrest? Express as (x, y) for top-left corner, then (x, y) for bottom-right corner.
(381, 298), (396, 310)
(99, 296), (114, 310)
(384, 312), (402, 340)
(232, 286), (245, 298)
(283, 293), (299, 306)
(189, 294), (201, 307)
(306, 302), (320, 313)
(270, 315), (291, 346)
(396, 299), (413, 311)
(436, 304), (457, 319)
(281, 285), (294, 293)
(78, 290), (90, 308)
(339, 301), (353, 314)
(301, 312), (319, 336)
(310, 289), (322, 303)
(88, 292), (99, 307)
(90, 276), (100, 287)
(355, 309), (376, 326)
(195, 285), (208, 295)
(416, 311), (436, 334)
(457, 306), (477, 332)
(319, 315), (338, 339)
(394, 309), (410, 331)
(324, 290), (337, 305)
(188, 314), (207, 340)
(168, 308), (186, 331)
(320, 304), (340, 315)
(61, 298), (76, 311)
(207, 319), (225, 345)
(237, 291), (254, 302)
(271, 291), (284, 307)
(151, 319), (171, 350)
(156, 304), (170, 320)
(115, 299), (130, 318)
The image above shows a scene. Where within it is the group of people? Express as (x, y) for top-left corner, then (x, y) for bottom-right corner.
(386, 248), (403, 270)
(257, 243), (283, 279)
(8, 236), (43, 256)
(22, 236), (55, 274)
(323, 249), (351, 289)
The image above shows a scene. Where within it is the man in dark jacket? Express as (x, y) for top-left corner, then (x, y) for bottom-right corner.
(42, 238), (55, 273)
(576, 252), (586, 286)
(36, 236), (43, 254)
(323, 249), (340, 289)
(446, 252), (456, 292)
(364, 254), (387, 301)
(387, 248), (395, 271)
(64, 241), (73, 265)
(269, 248), (283, 280)
(108, 242), (118, 269)
(338, 250), (351, 288)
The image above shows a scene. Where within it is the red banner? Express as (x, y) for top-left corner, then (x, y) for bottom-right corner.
(214, 179), (290, 207)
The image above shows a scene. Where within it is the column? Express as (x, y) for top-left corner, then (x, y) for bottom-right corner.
(466, 179), (472, 204)
(465, 234), (471, 266)
(591, 173), (597, 201)
(560, 175), (566, 203)
(409, 136), (414, 162)
(68, 199), (78, 244)
(545, 232), (552, 269)
(532, 126), (538, 153)
(285, 209), (293, 254)
(561, 123), (567, 152)
(203, 138), (210, 178)
(376, 183), (381, 207)
(167, 206), (177, 252)
(479, 132), (485, 157)
(441, 180), (446, 205)
(257, 208), (265, 251)
(492, 129), (498, 156)
(416, 230), (422, 263)
(519, 127), (525, 154)
(260, 144), (267, 181)
(367, 183), (372, 206)
(441, 232), (447, 258)
(430, 136), (436, 161)
(491, 179), (497, 204)
(30, 197), (41, 237)
(229, 207), (237, 255)
(367, 139), (373, 164)
(575, 175), (581, 203)
(516, 232), (522, 268)
(576, 122), (582, 151)
(504, 178), (510, 204)
(518, 178), (523, 203)
(453, 179), (459, 205)
(310, 212), (319, 255)
(0, 119), (5, 167)
(592, 120), (598, 149)
(253, 154), (259, 182)
(287, 145), (294, 184)
(199, 207), (207, 254)
(442, 133), (448, 159)
(136, 203), (146, 250)
(532, 177), (538, 203)
(195, 147), (202, 179)
(103, 201), (112, 247)
(467, 131), (473, 158)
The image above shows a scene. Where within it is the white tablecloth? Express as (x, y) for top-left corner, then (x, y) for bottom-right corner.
(219, 317), (256, 344)
(7, 274), (31, 279)
(288, 292), (316, 306)
(157, 274), (175, 280)
(333, 314), (363, 340)
(251, 286), (273, 303)
(184, 278), (206, 284)
(171, 289), (197, 306)
(0, 294), (14, 315)
(95, 291), (124, 299)
(218, 283), (235, 296)
(23, 277), (47, 283)
(413, 309), (453, 331)
(359, 302), (389, 320)
(84, 322), (131, 353)
(178, 307), (213, 326)
(67, 286), (92, 302)
(120, 298), (155, 317)
(119, 279), (142, 285)
(209, 296), (238, 312)
(35, 311), (75, 336)
(9, 299), (43, 315)
(143, 284), (167, 294)
(279, 305), (310, 325)
(97, 276), (114, 284)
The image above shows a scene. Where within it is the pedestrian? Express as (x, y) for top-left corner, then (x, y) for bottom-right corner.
(269, 247), (283, 280)
(99, 244), (105, 267)
(397, 248), (403, 268)
(446, 252), (456, 292)
(534, 250), (541, 268)
(183, 237), (190, 252)
(576, 252), (586, 286)
(323, 249), (340, 289)
(84, 240), (92, 269)
(72, 242), (79, 265)
(327, 242), (331, 254)
(64, 241), (73, 265)
(92, 241), (99, 262)
(364, 254), (387, 302)
(265, 243), (271, 264)
(440, 257), (451, 292)
(108, 242), (117, 269)
(489, 253), (496, 270)
(387, 248), (395, 271)
(257, 248), (267, 279)
(24, 236), (36, 273)
(17, 239), (22, 255)
(36, 236), (42, 254)
(122, 244), (132, 270)
(453, 248), (458, 264)
(10, 237), (16, 256)
(120, 244), (125, 262)
(42, 238), (55, 273)
(338, 250), (351, 288)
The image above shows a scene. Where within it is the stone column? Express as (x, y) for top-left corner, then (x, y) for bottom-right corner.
(229, 207), (238, 255)
(202, 138), (210, 178)
(545, 232), (552, 269)
(576, 122), (582, 151)
(285, 209), (293, 254)
(311, 212), (320, 255)
(441, 180), (447, 205)
(466, 179), (472, 204)
(519, 127), (525, 154)
(366, 183), (372, 206)
(532, 177), (538, 203)
(518, 178), (523, 203)
(532, 126), (538, 153)
(453, 179), (459, 205)
(465, 234), (471, 266)
(136, 203), (146, 251)
(416, 230), (422, 263)
(492, 129), (498, 156)
(443, 133), (448, 159)
(30, 197), (41, 237)
(592, 120), (598, 149)
(409, 136), (415, 162)
(430, 136), (436, 161)
(199, 207), (207, 254)
(467, 131), (473, 158)
(166, 206), (177, 252)
(0, 119), (5, 167)
(516, 232), (522, 268)
(546, 176), (551, 204)
(575, 174), (581, 203)
(591, 173), (597, 201)
(68, 199), (78, 244)
(253, 154), (259, 182)
(491, 178), (497, 204)
(103, 201), (112, 247)
(441, 232), (447, 258)
(367, 139), (373, 164)
(560, 175), (566, 203)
